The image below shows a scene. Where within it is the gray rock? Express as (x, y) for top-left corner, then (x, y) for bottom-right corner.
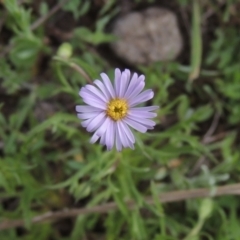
(111, 7), (183, 65)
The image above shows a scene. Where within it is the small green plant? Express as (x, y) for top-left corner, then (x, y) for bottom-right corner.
(0, 0), (240, 239)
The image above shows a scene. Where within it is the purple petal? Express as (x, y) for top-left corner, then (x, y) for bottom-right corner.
(114, 68), (121, 97)
(118, 71), (130, 98)
(100, 73), (115, 98)
(115, 126), (122, 152)
(118, 122), (134, 149)
(120, 121), (135, 143)
(89, 117), (110, 143)
(94, 80), (111, 101)
(85, 84), (107, 102)
(125, 137), (134, 149)
(123, 73), (137, 98)
(125, 81), (145, 101)
(82, 98), (107, 110)
(123, 117), (147, 133)
(129, 89), (154, 107)
(124, 74), (145, 98)
(76, 105), (100, 113)
(100, 132), (106, 145)
(130, 106), (159, 112)
(117, 122), (128, 148)
(90, 132), (100, 144)
(81, 118), (92, 128)
(86, 112), (106, 132)
(80, 89), (106, 106)
(96, 117), (111, 136)
(128, 110), (157, 119)
(77, 112), (101, 120)
(80, 88), (105, 103)
(105, 119), (115, 150)
(127, 115), (156, 128)
(124, 69), (131, 82)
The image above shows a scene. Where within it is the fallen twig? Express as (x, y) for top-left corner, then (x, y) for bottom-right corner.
(1, 183), (240, 231)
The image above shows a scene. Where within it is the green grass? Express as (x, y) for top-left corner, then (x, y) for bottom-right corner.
(1, 0), (240, 239)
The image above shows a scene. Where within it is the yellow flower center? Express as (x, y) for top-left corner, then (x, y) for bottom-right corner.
(106, 98), (128, 121)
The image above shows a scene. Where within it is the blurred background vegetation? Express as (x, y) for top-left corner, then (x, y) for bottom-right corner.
(1, 0), (240, 239)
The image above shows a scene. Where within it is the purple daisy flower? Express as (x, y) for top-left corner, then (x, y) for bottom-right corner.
(76, 68), (158, 151)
